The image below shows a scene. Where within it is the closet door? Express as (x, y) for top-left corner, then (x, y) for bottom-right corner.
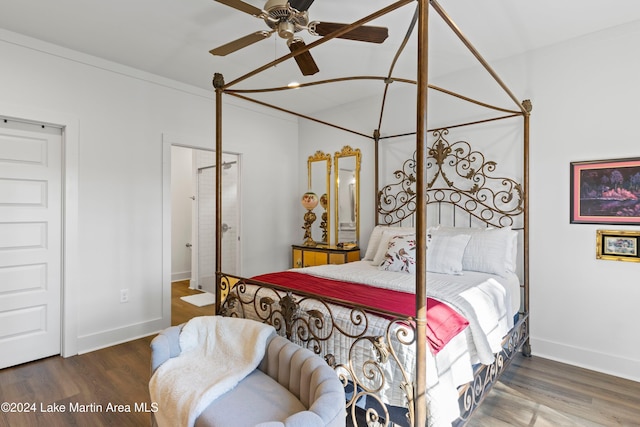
(0, 121), (62, 369)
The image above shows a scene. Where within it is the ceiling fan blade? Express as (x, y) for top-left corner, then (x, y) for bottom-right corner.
(289, 0), (315, 12)
(214, 0), (264, 17)
(311, 22), (389, 44)
(288, 38), (319, 76)
(209, 31), (272, 56)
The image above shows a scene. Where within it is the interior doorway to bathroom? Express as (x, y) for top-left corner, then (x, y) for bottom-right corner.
(171, 146), (240, 293)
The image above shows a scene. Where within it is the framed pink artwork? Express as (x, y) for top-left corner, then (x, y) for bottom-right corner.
(570, 157), (640, 224)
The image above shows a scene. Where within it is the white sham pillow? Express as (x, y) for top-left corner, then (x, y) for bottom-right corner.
(426, 234), (471, 275)
(371, 229), (416, 266)
(431, 226), (517, 276)
(363, 225), (415, 261)
(363, 225), (388, 261)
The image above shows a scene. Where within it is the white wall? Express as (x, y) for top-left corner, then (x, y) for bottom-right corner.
(299, 22), (640, 382)
(0, 29), (299, 354)
(519, 21), (640, 382)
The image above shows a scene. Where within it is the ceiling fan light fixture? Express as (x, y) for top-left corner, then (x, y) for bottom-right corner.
(278, 21), (296, 39)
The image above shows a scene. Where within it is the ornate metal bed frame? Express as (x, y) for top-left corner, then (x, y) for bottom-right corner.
(216, 129), (530, 426)
(210, 1), (531, 425)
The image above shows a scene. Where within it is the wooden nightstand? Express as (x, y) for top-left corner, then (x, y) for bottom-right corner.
(292, 244), (360, 268)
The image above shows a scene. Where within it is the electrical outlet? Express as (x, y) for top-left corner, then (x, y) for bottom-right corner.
(120, 289), (129, 303)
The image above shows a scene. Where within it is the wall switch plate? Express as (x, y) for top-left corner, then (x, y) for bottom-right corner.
(120, 289), (129, 303)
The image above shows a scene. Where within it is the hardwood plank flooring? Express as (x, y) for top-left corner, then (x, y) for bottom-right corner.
(1, 282), (638, 426)
(170, 280), (216, 325)
(468, 356), (640, 427)
(468, 354), (640, 426)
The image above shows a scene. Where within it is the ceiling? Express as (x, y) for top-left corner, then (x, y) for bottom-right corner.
(2, 0), (640, 115)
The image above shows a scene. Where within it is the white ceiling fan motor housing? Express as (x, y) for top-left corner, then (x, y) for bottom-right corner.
(263, 0), (309, 39)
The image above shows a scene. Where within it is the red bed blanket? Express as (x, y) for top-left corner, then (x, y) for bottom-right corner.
(251, 271), (469, 354)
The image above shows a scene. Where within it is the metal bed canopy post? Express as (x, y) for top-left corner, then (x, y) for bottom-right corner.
(373, 129), (380, 227)
(213, 73), (224, 314)
(522, 101), (532, 352)
(415, 1), (429, 425)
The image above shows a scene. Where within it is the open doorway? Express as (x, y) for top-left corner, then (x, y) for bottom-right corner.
(170, 146), (240, 311)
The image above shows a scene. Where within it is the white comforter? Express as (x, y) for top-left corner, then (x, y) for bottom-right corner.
(230, 262), (518, 427)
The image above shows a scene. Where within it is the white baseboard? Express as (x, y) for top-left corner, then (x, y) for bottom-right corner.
(171, 271), (191, 282)
(76, 317), (169, 355)
(531, 337), (640, 382)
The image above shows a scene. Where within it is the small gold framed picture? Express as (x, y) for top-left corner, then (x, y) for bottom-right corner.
(596, 230), (640, 262)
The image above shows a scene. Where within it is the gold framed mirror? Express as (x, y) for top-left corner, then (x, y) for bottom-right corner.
(334, 146), (361, 244)
(308, 150), (331, 245)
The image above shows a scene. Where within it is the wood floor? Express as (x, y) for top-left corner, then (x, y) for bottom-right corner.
(170, 279), (216, 325)
(468, 355), (640, 426)
(1, 281), (638, 427)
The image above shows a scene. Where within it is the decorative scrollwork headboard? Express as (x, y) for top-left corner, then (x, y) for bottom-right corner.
(377, 128), (524, 228)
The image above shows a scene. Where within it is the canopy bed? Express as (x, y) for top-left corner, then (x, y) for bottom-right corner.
(209, 1), (531, 426)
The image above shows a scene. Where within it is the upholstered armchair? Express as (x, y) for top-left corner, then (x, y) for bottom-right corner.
(150, 322), (346, 427)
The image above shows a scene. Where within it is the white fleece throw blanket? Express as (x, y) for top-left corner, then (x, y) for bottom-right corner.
(149, 316), (275, 427)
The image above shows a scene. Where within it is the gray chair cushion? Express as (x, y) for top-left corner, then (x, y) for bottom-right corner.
(195, 369), (306, 427)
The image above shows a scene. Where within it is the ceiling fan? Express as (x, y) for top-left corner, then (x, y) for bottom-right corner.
(210, 0), (389, 76)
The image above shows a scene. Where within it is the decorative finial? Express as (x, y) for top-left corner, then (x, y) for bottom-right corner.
(212, 73), (225, 89)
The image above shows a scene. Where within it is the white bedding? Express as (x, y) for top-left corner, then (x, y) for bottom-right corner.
(226, 262), (520, 426)
(295, 261), (520, 319)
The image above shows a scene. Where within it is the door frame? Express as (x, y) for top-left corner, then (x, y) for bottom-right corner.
(163, 135), (241, 321)
(0, 103), (80, 358)
(162, 134), (212, 324)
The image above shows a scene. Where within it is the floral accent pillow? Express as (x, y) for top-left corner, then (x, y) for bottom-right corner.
(371, 229), (416, 266)
(379, 235), (417, 274)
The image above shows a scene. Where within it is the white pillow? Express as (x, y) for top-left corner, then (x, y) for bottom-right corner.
(371, 229), (416, 266)
(431, 226), (517, 276)
(426, 234), (471, 275)
(379, 235), (417, 274)
(363, 225), (415, 261)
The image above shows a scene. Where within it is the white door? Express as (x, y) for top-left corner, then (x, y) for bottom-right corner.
(0, 120), (62, 369)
